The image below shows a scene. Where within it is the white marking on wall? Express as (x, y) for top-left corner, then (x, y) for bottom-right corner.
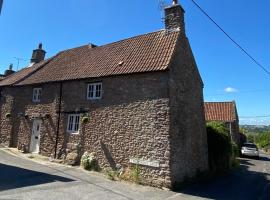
(129, 158), (160, 168)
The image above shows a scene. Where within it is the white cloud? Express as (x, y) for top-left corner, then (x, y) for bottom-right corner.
(224, 87), (238, 93)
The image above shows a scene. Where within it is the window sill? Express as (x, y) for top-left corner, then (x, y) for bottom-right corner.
(87, 98), (102, 101)
(68, 131), (80, 135)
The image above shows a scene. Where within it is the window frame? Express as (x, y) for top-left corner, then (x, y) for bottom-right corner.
(87, 82), (102, 100)
(32, 88), (42, 103)
(67, 114), (81, 134)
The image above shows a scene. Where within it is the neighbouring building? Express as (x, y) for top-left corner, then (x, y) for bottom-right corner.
(0, 1), (208, 188)
(204, 101), (240, 146)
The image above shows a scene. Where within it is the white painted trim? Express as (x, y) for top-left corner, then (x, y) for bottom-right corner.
(87, 82), (102, 100)
(67, 114), (81, 134)
(32, 88), (42, 102)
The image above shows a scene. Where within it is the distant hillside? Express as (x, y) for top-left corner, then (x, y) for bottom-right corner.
(240, 125), (270, 135)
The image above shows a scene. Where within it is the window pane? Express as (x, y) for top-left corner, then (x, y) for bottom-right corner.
(68, 116), (74, 131)
(88, 85), (94, 98)
(37, 89), (41, 101)
(88, 83), (102, 99)
(96, 84), (101, 98)
(74, 116), (80, 131)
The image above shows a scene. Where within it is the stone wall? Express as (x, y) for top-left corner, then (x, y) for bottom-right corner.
(0, 84), (60, 155)
(0, 52), (209, 188)
(1, 72), (173, 187)
(168, 32), (209, 187)
(56, 73), (172, 187)
(0, 87), (14, 146)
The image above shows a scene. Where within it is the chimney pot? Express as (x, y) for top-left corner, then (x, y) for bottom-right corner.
(173, 0), (178, 5)
(9, 63), (13, 70)
(4, 63), (15, 76)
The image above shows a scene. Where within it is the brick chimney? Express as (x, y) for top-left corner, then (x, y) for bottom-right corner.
(164, 0), (185, 32)
(4, 64), (15, 76)
(31, 43), (46, 64)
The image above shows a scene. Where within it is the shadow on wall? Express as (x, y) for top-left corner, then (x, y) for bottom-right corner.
(100, 141), (117, 170)
(179, 155), (270, 200)
(0, 163), (74, 192)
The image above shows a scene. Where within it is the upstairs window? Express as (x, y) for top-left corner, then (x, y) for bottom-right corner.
(67, 114), (80, 134)
(87, 82), (102, 100)
(32, 88), (42, 102)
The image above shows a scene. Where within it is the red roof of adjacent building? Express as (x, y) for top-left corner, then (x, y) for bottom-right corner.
(0, 59), (52, 86)
(0, 30), (180, 86)
(204, 102), (238, 122)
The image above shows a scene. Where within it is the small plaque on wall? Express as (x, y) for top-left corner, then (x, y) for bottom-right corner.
(129, 158), (160, 168)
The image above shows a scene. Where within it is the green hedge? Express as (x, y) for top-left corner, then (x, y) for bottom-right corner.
(206, 122), (234, 173)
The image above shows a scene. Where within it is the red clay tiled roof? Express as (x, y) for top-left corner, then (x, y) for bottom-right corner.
(204, 102), (238, 122)
(15, 30), (179, 85)
(0, 59), (51, 86)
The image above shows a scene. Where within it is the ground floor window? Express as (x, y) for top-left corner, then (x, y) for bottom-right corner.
(67, 114), (80, 134)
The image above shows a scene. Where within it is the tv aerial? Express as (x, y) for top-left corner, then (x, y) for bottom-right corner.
(158, 0), (168, 11)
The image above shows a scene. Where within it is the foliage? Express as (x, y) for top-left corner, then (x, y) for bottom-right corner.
(206, 122), (235, 173)
(246, 133), (256, 143)
(80, 152), (98, 171)
(81, 116), (89, 123)
(256, 132), (270, 149)
(5, 112), (11, 118)
(131, 164), (141, 184)
(106, 170), (118, 181)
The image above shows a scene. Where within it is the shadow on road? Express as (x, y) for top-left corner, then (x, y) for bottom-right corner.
(0, 163), (74, 191)
(180, 155), (270, 200)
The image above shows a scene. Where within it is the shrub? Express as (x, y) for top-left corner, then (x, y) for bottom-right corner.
(81, 116), (89, 123)
(206, 122), (233, 173)
(5, 112), (11, 118)
(80, 152), (98, 171)
(131, 164), (141, 184)
(106, 170), (118, 181)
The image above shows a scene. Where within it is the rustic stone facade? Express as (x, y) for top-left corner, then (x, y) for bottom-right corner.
(0, 2), (209, 188)
(0, 67), (208, 188)
(168, 33), (208, 184)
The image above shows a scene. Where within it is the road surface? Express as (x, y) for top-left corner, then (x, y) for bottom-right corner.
(0, 148), (269, 200)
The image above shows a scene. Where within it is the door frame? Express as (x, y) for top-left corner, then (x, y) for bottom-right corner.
(30, 119), (42, 153)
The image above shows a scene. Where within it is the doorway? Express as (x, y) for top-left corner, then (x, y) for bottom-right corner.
(30, 119), (42, 153)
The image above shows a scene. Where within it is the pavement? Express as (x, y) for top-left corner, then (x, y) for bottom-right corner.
(0, 148), (270, 200)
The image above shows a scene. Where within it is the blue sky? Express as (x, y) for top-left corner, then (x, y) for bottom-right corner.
(0, 0), (270, 125)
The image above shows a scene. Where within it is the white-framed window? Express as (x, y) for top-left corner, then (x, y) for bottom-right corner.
(67, 114), (80, 134)
(87, 82), (102, 100)
(32, 88), (42, 102)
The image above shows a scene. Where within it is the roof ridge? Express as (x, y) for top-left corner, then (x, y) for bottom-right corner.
(61, 29), (174, 53)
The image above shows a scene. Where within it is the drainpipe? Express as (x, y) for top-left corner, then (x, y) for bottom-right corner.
(54, 82), (63, 158)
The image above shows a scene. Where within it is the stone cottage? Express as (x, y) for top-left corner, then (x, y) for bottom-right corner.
(204, 101), (240, 146)
(0, 1), (208, 188)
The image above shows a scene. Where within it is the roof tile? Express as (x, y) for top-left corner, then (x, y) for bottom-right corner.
(204, 102), (238, 122)
(15, 30), (179, 85)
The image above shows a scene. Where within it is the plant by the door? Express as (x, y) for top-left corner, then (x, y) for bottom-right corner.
(5, 112), (11, 118)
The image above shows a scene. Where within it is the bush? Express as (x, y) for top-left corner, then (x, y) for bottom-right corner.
(80, 152), (98, 171)
(5, 112), (11, 118)
(206, 122), (233, 173)
(81, 116), (89, 123)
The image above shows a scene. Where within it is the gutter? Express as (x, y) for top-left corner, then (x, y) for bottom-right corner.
(54, 82), (63, 158)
